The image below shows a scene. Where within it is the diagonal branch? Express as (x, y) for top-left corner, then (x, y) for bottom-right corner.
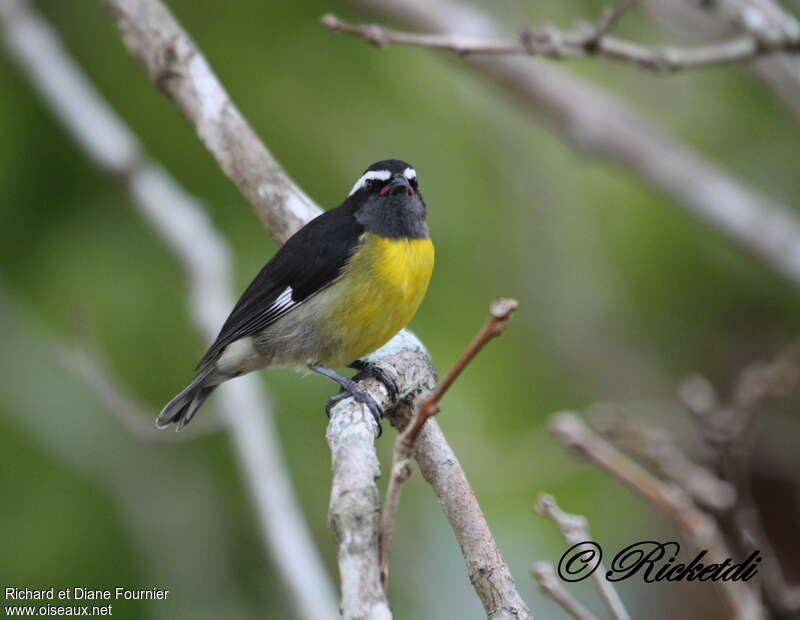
(531, 561), (599, 620)
(103, 0), (319, 244)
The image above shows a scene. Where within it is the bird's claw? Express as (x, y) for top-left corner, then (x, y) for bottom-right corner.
(350, 360), (399, 404)
(325, 384), (384, 437)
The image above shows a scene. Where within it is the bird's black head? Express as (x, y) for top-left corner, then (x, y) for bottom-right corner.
(346, 159), (428, 239)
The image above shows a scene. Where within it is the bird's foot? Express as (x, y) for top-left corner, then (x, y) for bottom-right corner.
(324, 385), (384, 437)
(349, 360), (399, 404)
(309, 363), (384, 436)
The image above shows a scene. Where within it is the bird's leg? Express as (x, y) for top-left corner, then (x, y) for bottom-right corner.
(308, 363), (384, 436)
(349, 360), (399, 404)
(324, 360), (399, 412)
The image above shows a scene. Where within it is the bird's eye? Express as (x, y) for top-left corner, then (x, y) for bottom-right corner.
(409, 178), (418, 189)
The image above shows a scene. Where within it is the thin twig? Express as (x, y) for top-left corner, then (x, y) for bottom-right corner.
(379, 298), (518, 589)
(532, 561), (599, 620)
(536, 494), (630, 620)
(408, 298), (518, 447)
(586, 0), (639, 47)
(550, 411), (764, 620)
(323, 12), (800, 72)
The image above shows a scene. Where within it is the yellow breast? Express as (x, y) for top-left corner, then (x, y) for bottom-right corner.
(325, 233), (434, 367)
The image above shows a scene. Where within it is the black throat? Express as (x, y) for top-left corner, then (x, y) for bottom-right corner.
(352, 193), (429, 240)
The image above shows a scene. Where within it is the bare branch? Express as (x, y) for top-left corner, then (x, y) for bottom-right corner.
(323, 12), (800, 72)
(589, 409), (736, 512)
(550, 412), (764, 620)
(343, 0), (800, 288)
(0, 2), (339, 618)
(379, 298), (518, 589)
(531, 561), (599, 620)
(679, 346), (800, 616)
(536, 495), (629, 620)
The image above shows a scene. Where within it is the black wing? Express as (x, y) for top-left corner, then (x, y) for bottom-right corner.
(196, 205), (363, 369)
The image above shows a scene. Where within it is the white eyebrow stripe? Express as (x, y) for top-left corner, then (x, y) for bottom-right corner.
(348, 170), (391, 196)
(403, 167), (416, 180)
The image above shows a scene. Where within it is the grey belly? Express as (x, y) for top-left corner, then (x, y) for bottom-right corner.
(212, 288), (343, 381)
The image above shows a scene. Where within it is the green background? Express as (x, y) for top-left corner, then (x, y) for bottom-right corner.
(2, 1), (799, 618)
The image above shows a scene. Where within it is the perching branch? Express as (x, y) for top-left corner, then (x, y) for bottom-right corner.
(531, 561), (599, 620)
(536, 494), (630, 620)
(550, 412), (764, 620)
(322, 9), (800, 72)
(342, 0), (800, 289)
(379, 298), (518, 589)
(0, 2), (338, 619)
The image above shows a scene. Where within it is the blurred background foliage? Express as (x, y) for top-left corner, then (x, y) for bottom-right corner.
(1, 1), (799, 619)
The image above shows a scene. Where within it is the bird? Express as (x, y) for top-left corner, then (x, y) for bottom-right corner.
(157, 159), (434, 433)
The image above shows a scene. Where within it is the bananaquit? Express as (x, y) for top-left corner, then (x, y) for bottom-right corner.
(157, 159), (434, 432)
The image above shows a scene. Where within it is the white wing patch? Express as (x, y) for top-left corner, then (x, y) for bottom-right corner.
(403, 167), (416, 180)
(234, 286), (297, 337)
(266, 286), (296, 318)
(348, 170), (391, 196)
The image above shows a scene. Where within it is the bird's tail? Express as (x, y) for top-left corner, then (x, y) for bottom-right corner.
(157, 366), (217, 431)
